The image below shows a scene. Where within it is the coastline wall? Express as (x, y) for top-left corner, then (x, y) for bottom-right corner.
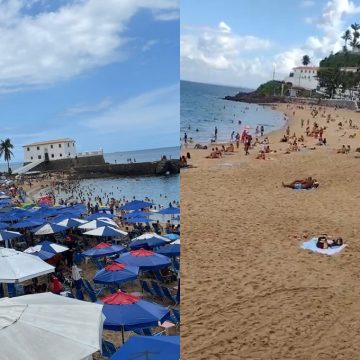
(32, 155), (105, 172)
(72, 159), (180, 178)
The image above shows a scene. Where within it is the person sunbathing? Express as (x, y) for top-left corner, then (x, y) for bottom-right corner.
(256, 151), (266, 160)
(316, 235), (343, 249)
(194, 144), (208, 149)
(282, 177), (319, 189)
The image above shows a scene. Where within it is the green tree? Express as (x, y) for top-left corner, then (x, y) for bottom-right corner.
(302, 54), (310, 66)
(0, 138), (14, 174)
(317, 68), (342, 98)
(342, 29), (352, 51)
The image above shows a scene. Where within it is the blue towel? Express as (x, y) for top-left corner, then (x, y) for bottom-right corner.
(301, 237), (346, 255)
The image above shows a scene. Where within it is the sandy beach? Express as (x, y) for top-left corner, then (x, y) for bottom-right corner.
(181, 103), (360, 359)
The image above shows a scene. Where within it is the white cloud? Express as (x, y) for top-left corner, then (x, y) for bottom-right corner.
(181, 21), (271, 83)
(63, 98), (112, 116)
(274, 0), (360, 76)
(83, 84), (179, 136)
(142, 39), (158, 52)
(0, 0), (178, 91)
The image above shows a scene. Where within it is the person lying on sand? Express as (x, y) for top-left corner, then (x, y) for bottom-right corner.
(337, 145), (347, 154)
(282, 177), (319, 190)
(316, 235), (343, 249)
(194, 144), (208, 150)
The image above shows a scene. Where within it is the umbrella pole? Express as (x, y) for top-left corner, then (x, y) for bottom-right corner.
(122, 326), (125, 344)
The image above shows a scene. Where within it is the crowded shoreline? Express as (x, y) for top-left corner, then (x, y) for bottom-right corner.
(181, 102), (360, 359)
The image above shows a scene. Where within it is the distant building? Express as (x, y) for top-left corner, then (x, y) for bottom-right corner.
(284, 66), (319, 90)
(23, 138), (76, 164)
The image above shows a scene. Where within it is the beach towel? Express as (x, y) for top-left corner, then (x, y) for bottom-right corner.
(301, 237), (347, 256)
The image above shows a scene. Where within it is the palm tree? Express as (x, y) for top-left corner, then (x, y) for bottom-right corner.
(0, 138), (14, 173)
(342, 29), (352, 50)
(302, 54), (310, 66)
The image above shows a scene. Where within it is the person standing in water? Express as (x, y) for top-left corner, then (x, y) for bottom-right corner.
(215, 126), (218, 140)
(260, 125), (264, 137)
(184, 132), (188, 144)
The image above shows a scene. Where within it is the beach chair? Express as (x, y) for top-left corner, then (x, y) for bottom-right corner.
(153, 269), (166, 283)
(82, 279), (98, 302)
(140, 280), (156, 297)
(173, 258), (180, 272)
(75, 288), (84, 300)
(101, 340), (117, 358)
(150, 281), (165, 299)
(172, 308), (180, 324)
(91, 257), (104, 270)
(161, 286), (177, 304)
(7, 283), (16, 298)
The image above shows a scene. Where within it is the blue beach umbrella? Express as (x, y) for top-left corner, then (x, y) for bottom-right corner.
(163, 233), (180, 241)
(82, 242), (126, 258)
(0, 222), (9, 230)
(10, 220), (44, 229)
(31, 222), (68, 235)
(120, 200), (153, 211)
(32, 240), (69, 254)
(116, 249), (171, 270)
(78, 219), (118, 230)
(0, 230), (22, 241)
(157, 243), (180, 257)
(98, 291), (170, 342)
(157, 207), (180, 215)
(93, 263), (139, 285)
(25, 247), (55, 261)
(123, 217), (152, 223)
(56, 218), (87, 228)
(129, 236), (168, 250)
(85, 213), (116, 221)
(82, 226), (127, 238)
(109, 335), (180, 360)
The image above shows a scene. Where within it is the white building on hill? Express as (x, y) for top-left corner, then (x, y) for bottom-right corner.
(23, 138), (76, 164)
(284, 66), (319, 90)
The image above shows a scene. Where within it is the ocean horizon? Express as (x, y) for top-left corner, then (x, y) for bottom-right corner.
(181, 80), (285, 144)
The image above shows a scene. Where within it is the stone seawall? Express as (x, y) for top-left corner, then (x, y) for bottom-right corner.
(31, 157), (180, 178)
(72, 159), (180, 178)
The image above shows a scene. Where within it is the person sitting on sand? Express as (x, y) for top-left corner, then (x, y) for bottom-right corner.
(225, 143), (234, 152)
(282, 177), (319, 190)
(256, 151), (266, 160)
(206, 148), (221, 159)
(280, 134), (288, 143)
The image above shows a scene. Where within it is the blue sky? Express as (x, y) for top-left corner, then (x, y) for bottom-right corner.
(181, 0), (360, 88)
(0, 0), (179, 163)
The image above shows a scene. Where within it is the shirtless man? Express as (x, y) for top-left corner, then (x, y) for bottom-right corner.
(282, 177), (319, 189)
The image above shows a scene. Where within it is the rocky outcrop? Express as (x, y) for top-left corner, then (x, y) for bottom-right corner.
(224, 92), (286, 104)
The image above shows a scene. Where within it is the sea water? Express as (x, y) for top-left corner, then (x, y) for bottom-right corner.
(0, 147), (180, 205)
(180, 80), (285, 144)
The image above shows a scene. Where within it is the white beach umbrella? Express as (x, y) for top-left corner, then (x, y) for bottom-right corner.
(0, 248), (54, 283)
(78, 219), (119, 230)
(131, 232), (170, 242)
(0, 292), (104, 360)
(24, 241), (68, 255)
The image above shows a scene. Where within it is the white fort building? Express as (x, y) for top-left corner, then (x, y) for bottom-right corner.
(284, 66), (319, 90)
(23, 138), (77, 164)
(23, 138), (103, 165)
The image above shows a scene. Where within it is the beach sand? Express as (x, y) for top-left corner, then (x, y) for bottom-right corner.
(181, 103), (360, 359)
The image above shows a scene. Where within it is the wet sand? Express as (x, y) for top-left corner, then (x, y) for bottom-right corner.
(181, 103), (360, 359)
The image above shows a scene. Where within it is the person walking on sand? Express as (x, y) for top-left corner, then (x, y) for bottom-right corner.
(244, 135), (251, 155)
(301, 119), (304, 128)
(235, 132), (240, 149)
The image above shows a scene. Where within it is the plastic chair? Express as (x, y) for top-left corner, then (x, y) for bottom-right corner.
(101, 340), (117, 358)
(161, 286), (176, 304)
(82, 279), (97, 302)
(150, 281), (165, 299)
(140, 280), (156, 296)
